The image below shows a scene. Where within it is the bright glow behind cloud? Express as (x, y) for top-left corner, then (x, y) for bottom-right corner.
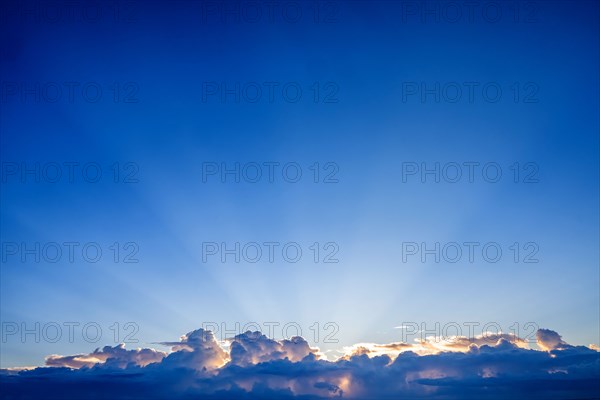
(2, 326), (598, 399)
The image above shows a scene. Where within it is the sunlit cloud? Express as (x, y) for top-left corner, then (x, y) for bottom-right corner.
(2, 326), (598, 399)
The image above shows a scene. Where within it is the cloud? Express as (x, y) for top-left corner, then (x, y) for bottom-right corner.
(45, 343), (167, 368)
(229, 331), (319, 366)
(339, 332), (528, 359)
(1, 328), (598, 399)
(536, 328), (571, 351)
(157, 328), (228, 371)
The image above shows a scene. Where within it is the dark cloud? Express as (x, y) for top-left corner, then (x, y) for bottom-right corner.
(1, 328), (598, 399)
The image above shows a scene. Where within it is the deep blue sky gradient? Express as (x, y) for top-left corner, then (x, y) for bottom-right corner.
(0, 0), (599, 368)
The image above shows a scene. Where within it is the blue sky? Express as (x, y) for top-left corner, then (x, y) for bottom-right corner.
(0, 1), (599, 389)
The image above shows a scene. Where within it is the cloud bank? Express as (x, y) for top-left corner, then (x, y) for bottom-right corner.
(1, 328), (599, 399)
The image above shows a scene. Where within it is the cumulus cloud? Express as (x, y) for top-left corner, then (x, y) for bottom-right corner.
(157, 328), (228, 371)
(45, 344), (166, 369)
(536, 328), (571, 351)
(340, 332), (528, 359)
(229, 331), (319, 366)
(1, 327), (598, 399)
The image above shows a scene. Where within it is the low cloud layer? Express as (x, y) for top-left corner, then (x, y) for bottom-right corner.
(1, 327), (599, 399)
